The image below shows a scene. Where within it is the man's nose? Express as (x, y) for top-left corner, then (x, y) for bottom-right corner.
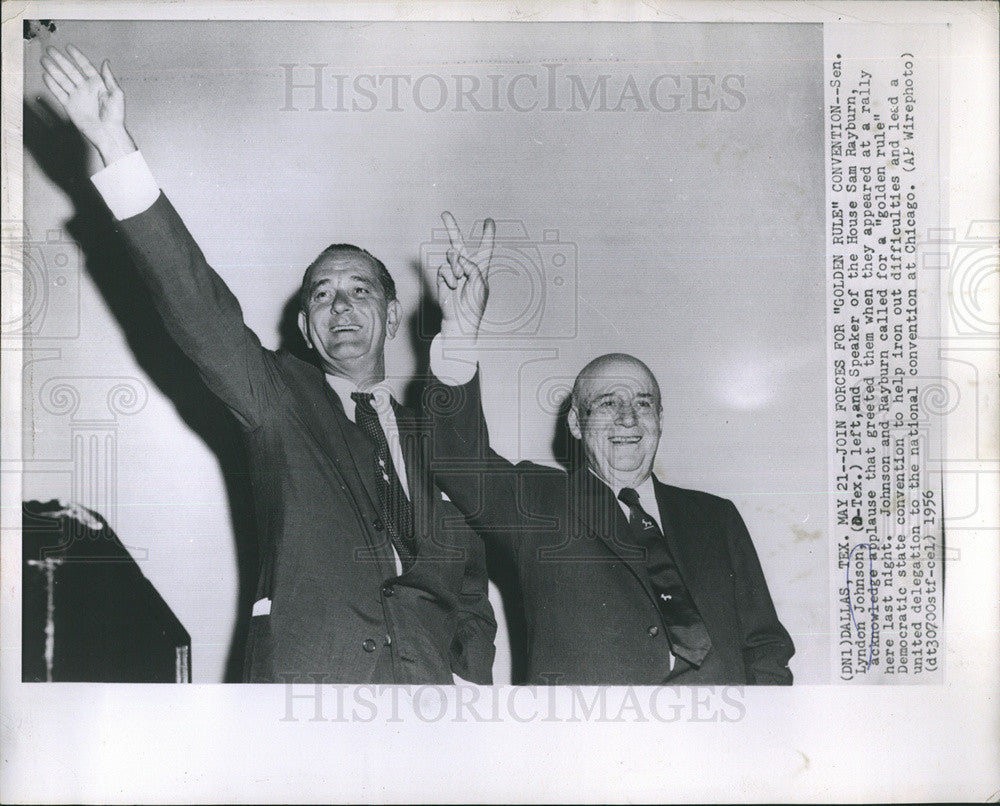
(616, 404), (638, 426)
(331, 290), (352, 312)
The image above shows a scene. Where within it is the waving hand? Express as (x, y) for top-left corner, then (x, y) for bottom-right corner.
(436, 212), (496, 339)
(40, 45), (136, 165)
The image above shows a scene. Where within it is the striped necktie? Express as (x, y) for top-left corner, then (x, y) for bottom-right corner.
(351, 392), (417, 571)
(618, 486), (712, 667)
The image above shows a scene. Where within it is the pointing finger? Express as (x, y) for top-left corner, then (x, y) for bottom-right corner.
(458, 254), (483, 286)
(441, 211), (465, 253)
(447, 247), (463, 280)
(479, 218), (495, 272)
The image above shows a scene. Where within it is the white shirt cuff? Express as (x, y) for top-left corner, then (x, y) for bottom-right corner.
(90, 150), (160, 220)
(429, 333), (479, 386)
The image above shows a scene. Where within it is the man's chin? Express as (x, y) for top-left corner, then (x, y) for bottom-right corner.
(607, 446), (647, 465)
(324, 340), (368, 359)
(610, 465), (646, 477)
(606, 453), (653, 476)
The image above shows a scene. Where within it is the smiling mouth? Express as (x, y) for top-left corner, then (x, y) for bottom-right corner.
(609, 436), (642, 445)
(331, 324), (361, 333)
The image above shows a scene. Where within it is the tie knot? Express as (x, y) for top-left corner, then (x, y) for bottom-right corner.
(351, 391), (375, 405)
(618, 487), (641, 509)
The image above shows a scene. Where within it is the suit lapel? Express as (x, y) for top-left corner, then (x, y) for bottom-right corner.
(390, 400), (425, 510)
(652, 476), (713, 622)
(391, 401), (459, 563)
(569, 469), (656, 601)
(321, 382), (384, 514)
(276, 357), (382, 516)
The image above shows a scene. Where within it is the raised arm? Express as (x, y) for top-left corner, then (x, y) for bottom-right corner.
(40, 46), (279, 428)
(426, 214), (552, 558)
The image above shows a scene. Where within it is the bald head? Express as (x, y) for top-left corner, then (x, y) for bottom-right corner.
(571, 354), (662, 412)
(568, 353), (663, 489)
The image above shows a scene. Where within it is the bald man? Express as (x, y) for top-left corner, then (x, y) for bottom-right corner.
(426, 244), (795, 685)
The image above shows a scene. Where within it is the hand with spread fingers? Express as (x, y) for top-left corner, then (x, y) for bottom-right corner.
(39, 44), (136, 166)
(436, 212), (496, 339)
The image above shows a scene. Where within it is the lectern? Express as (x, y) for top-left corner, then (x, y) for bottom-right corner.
(22, 500), (191, 683)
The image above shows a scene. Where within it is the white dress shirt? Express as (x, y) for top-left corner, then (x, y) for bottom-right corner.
(325, 375), (411, 500)
(91, 149), (160, 219)
(607, 473), (663, 532)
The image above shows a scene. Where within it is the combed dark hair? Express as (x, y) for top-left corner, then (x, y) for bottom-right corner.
(299, 244), (397, 311)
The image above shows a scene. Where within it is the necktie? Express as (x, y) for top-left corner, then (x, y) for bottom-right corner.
(351, 392), (417, 571)
(617, 487), (712, 667)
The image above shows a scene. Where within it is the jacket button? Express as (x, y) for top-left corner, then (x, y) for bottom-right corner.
(382, 584), (395, 597)
(647, 625), (660, 637)
(373, 518), (385, 531)
(362, 638), (377, 652)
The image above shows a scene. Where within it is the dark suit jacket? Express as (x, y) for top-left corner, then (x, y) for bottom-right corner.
(114, 194), (496, 683)
(426, 373), (794, 685)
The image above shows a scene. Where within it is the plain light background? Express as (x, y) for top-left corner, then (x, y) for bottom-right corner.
(22, 20), (827, 683)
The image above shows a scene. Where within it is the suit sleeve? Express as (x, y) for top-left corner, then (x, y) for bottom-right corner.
(113, 193), (281, 429)
(425, 372), (529, 561)
(724, 500), (796, 684)
(447, 514), (497, 684)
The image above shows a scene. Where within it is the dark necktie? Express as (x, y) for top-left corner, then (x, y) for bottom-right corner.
(617, 487), (712, 667)
(351, 391), (417, 571)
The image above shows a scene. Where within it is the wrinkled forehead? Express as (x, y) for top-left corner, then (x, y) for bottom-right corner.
(306, 252), (383, 287)
(576, 361), (661, 404)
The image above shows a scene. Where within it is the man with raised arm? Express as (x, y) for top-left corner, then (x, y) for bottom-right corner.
(427, 215), (795, 685)
(40, 45), (497, 684)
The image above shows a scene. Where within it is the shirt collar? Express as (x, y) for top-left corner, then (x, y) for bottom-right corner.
(587, 468), (658, 503)
(589, 468), (662, 528)
(630, 474), (658, 509)
(324, 373), (397, 412)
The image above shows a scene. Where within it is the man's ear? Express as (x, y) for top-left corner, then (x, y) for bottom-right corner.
(385, 299), (402, 340)
(297, 310), (313, 350)
(567, 405), (582, 440)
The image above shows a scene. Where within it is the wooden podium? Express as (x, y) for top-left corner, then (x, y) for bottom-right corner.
(22, 500), (191, 683)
